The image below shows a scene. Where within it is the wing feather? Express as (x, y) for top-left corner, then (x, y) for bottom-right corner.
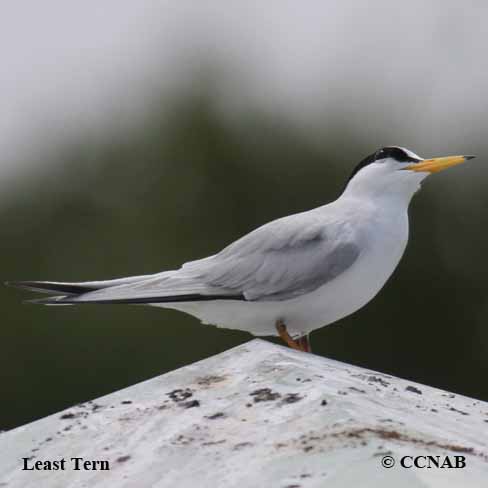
(184, 209), (361, 301)
(28, 207), (361, 304)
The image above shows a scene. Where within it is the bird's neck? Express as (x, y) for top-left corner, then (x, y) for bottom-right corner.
(341, 173), (424, 208)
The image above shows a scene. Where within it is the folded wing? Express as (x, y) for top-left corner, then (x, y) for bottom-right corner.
(12, 209), (361, 304)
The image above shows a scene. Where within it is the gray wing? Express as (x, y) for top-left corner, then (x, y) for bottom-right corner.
(183, 210), (361, 301)
(28, 209), (361, 304)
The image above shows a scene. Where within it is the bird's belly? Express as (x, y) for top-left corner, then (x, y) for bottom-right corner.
(283, 239), (405, 335)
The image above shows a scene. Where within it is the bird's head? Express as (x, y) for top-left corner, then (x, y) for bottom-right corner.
(343, 146), (474, 203)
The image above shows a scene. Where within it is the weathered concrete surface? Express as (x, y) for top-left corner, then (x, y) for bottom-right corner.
(0, 339), (487, 487)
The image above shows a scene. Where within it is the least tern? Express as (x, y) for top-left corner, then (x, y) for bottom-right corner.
(8, 147), (474, 352)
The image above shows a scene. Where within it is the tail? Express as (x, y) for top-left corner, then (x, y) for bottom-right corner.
(5, 275), (153, 305)
(5, 280), (99, 295)
(6, 276), (244, 305)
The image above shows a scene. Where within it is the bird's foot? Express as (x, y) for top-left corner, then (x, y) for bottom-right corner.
(297, 334), (312, 353)
(275, 320), (311, 353)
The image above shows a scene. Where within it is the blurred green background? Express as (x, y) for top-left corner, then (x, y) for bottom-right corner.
(1, 2), (488, 430)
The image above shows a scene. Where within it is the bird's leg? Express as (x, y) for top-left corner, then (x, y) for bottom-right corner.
(297, 334), (312, 353)
(275, 319), (305, 352)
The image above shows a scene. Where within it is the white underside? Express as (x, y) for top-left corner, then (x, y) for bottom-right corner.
(152, 197), (410, 337)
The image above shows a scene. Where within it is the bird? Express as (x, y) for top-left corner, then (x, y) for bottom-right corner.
(7, 147), (474, 353)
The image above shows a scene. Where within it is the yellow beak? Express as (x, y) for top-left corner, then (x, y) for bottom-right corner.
(405, 155), (475, 173)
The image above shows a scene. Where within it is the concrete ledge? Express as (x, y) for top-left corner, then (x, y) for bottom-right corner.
(1, 339), (487, 487)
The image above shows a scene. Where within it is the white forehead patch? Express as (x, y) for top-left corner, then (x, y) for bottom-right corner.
(396, 147), (422, 160)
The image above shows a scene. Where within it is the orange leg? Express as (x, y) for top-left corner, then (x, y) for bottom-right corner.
(275, 319), (311, 352)
(297, 334), (312, 353)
